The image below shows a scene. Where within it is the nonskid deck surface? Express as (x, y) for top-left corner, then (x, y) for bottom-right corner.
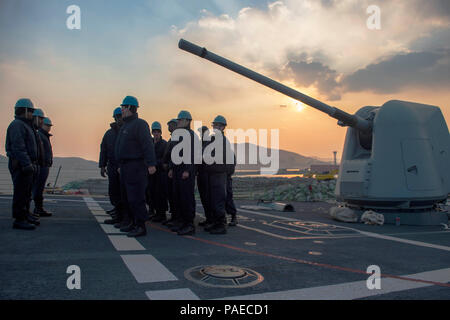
(0, 195), (449, 300)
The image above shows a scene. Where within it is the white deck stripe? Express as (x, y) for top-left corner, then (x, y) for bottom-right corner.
(94, 215), (107, 223)
(218, 268), (450, 300)
(87, 206), (103, 211)
(356, 231), (450, 251)
(237, 208), (298, 221)
(237, 208), (450, 251)
(121, 254), (178, 283)
(145, 288), (199, 300)
(91, 210), (109, 216)
(100, 224), (126, 234)
(108, 235), (145, 251)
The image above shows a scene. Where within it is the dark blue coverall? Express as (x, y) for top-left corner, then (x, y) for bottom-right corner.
(115, 113), (156, 228)
(225, 153), (237, 218)
(5, 117), (38, 221)
(29, 125), (44, 214)
(32, 128), (53, 210)
(163, 137), (177, 222)
(205, 134), (229, 227)
(197, 138), (212, 223)
(99, 122), (122, 217)
(148, 138), (169, 218)
(169, 128), (198, 228)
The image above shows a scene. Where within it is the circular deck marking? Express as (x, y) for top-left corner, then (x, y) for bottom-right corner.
(185, 265), (264, 288)
(280, 220), (359, 236)
(235, 215), (255, 222)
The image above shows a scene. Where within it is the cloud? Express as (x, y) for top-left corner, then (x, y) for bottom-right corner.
(342, 50), (450, 93)
(410, 27), (450, 51)
(412, 0), (450, 19)
(285, 58), (342, 100)
(163, 0), (450, 104)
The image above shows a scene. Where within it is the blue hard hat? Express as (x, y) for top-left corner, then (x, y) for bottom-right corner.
(120, 96), (139, 107)
(113, 107), (122, 117)
(151, 121), (162, 131)
(177, 110), (192, 120)
(15, 98), (34, 110)
(32, 108), (45, 118)
(167, 118), (177, 125)
(43, 117), (53, 126)
(213, 115), (227, 125)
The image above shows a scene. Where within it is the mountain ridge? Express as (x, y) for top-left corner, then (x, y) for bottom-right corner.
(0, 143), (330, 170)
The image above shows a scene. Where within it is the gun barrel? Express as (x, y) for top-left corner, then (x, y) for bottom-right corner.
(178, 39), (371, 132)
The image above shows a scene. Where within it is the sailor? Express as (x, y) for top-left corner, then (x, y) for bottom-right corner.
(197, 126), (213, 227)
(204, 115), (234, 234)
(115, 96), (156, 237)
(5, 98), (39, 230)
(99, 107), (124, 227)
(224, 122), (237, 226)
(168, 110), (199, 235)
(148, 121), (169, 222)
(27, 108), (45, 226)
(32, 116), (54, 217)
(162, 119), (178, 227)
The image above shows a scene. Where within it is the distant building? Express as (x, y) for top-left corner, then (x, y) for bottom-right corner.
(310, 164), (339, 173)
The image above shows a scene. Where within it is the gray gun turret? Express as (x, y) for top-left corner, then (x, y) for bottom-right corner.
(178, 38), (450, 226)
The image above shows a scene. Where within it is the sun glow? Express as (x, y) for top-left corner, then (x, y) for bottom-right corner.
(295, 101), (305, 112)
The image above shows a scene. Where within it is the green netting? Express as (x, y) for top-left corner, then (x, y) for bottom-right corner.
(62, 181), (83, 190)
(256, 180), (336, 202)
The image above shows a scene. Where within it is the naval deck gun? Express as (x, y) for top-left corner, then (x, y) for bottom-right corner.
(178, 38), (450, 226)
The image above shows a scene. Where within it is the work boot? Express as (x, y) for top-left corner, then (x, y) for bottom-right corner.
(34, 207), (52, 217)
(120, 223), (135, 232)
(27, 214), (40, 226)
(152, 214), (167, 223)
(169, 219), (183, 231)
(127, 225), (147, 237)
(204, 222), (216, 232)
(119, 219), (130, 228)
(228, 215), (238, 227)
(177, 223), (195, 236)
(209, 223), (227, 234)
(165, 218), (177, 228)
(198, 219), (211, 227)
(104, 217), (120, 225)
(13, 219), (36, 230)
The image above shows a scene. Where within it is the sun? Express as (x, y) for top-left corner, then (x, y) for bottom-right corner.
(289, 98), (305, 112)
(295, 102), (305, 112)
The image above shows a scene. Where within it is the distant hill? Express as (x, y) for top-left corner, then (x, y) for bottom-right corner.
(0, 146), (329, 193)
(0, 155), (101, 193)
(233, 143), (329, 171)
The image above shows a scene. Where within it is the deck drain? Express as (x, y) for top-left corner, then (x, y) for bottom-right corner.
(185, 265), (264, 288)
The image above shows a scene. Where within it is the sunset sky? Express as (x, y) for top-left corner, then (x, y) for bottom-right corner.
(0, 0), (449, 162)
